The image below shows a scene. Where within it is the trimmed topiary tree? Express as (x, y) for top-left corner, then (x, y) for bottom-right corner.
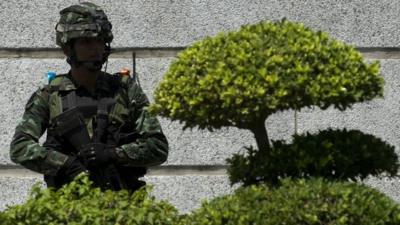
(150, 19), (384, 152)
(184, 178), (400, 225)
(150, 19), (398, 187)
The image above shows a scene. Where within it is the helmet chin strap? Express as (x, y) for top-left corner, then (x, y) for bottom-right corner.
(79, 60), (104, 72)
(66, 43), (111, 72)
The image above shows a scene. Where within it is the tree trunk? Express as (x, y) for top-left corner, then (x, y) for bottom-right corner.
(249, 119), (270, 152)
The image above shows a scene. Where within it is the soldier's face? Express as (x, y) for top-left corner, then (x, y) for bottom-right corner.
(73, 37), (106, 62)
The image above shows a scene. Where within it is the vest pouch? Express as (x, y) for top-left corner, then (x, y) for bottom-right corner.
(49, 107), (91, 150)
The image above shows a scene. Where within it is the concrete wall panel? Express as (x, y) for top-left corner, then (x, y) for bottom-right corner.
(1, 0), (399, 48)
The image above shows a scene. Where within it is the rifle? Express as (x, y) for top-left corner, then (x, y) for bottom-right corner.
(50, 105), (125, 191)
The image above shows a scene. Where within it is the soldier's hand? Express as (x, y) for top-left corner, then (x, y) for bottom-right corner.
(59, 156), (87, 182)
(79, 143), (118, 167)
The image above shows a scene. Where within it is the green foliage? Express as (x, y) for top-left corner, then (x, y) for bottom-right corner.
(150, 19), (384, 130)
(184, 178), (400, 225)
(145, 18), (396, 224)
(0, 174), (181, 225)
(228, 129), (399, 186)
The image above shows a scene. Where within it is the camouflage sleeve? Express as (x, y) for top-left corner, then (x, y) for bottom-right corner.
(10, 88), (69, 175)
(117, 81), (169, 167)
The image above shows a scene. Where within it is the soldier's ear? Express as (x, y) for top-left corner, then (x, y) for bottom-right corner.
(62, 40), (76, 56)
(62, 46), (70, 56)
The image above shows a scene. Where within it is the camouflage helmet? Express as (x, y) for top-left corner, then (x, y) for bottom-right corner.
(55, 2), (113, 47)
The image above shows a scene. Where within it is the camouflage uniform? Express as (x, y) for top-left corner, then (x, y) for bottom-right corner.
(10, 2), (168, 190)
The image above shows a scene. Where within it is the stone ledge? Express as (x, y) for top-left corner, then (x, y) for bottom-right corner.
(0, 165), (228, 177)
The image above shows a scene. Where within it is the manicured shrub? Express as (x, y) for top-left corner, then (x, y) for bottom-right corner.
(0, 174), (182, 225)
(146, 18), (397, 224)
(150, 19), (383, 151)
(228, 129), (399, 186)
(184, 178), (400, 225)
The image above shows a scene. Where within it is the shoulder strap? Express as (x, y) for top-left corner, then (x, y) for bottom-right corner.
(109, 73), (132, 106)
(61, 91), (78, 112)
(111, 72), (131, 89)
(119, 75), (131, 87)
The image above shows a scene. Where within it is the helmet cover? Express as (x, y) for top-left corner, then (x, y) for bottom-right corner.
(55, 2), (113, 47)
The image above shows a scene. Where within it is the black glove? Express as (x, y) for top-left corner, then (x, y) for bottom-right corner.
(79, 143), (118, 167)
(59, 156), (87, 182)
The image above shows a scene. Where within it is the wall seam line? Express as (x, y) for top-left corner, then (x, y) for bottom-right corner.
(1, 47), (400, 59)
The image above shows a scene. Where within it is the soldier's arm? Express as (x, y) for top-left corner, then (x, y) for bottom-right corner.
(10, 88), (69, 175)
(116, 81), (169, 167)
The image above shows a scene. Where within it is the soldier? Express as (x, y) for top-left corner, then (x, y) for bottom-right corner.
(10, 2), (168, 191)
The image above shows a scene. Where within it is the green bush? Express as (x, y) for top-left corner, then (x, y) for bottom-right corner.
(185, 178), (400, 225)
(3, 176), (399, 225)
(150, 19), (383, 151)
(228, 129), (399, 186)
(146, 18), (396, 224)
(0, 174), (182, 225)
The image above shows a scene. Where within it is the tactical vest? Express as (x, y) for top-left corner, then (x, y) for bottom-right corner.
(43, 73), (146, 191)
(47, 73), (127, 134)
